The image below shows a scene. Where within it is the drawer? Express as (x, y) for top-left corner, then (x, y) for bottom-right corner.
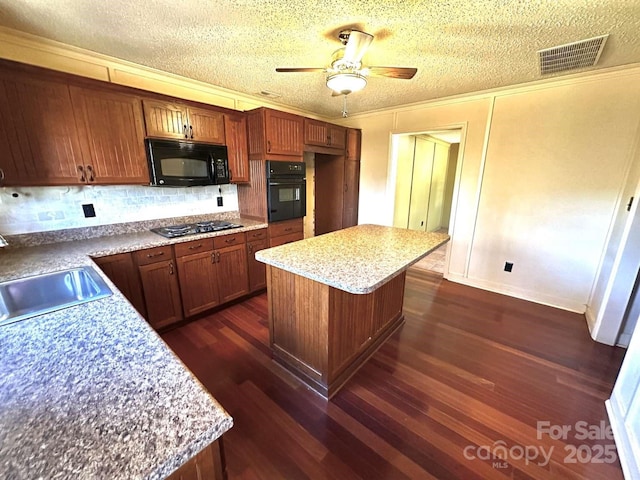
(174, 238), (214, 258)
(269, 218), (303, 238)
(245, 228), (268, 241)
(213, 231), (246, 249)
(269, 231), (303, 247)
(134, 245), (174, 266)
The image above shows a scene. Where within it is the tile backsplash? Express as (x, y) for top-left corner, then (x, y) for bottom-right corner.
(0, 184), (239, 235)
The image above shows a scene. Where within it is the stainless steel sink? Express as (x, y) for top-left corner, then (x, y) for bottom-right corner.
(0, 266), (113, 326)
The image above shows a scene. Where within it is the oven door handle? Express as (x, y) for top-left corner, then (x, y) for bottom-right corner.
(268, 181), (306, 186)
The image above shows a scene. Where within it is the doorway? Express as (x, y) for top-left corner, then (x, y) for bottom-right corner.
(392, 129), (462, 274)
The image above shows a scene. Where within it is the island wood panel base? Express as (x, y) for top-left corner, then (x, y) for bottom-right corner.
(166, 438), (226, 480)
(266, 265), (406, 399)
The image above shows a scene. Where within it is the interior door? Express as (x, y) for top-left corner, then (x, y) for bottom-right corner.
(408, 138), (435, 231)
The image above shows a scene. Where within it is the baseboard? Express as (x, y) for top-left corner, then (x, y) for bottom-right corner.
(445, 273), (587, 313)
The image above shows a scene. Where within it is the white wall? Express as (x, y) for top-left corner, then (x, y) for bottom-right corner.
(342, 67), (640, 317)
(0, 184), (238, 234)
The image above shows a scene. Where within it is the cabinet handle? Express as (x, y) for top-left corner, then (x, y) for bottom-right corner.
(77, 165), (86, 182)
(0, 168), (4, 184)
(248, 244), (253, 254)
(169, 261), (174, 275)
(146, 251), (165, 258)
(225, 238), (236, 243)
(344, 183), (348, 193)
(188, 244), (203, 250)
(211, 252), (216, 264)
(86, 165), (95, 182)
(284, 227), (292, 232)
(183, 124), (188, 139)
(229, 169), (233, 181)
(267, 140), (271, 153)
(189, 125), (194, 139)
(216, 251), (220, 263)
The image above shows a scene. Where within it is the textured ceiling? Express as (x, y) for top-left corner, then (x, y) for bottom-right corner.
(1, 0), (639, 118)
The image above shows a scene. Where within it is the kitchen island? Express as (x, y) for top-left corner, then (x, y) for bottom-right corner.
(256, 224), (449, 399)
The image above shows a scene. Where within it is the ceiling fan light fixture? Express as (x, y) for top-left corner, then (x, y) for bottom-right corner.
(326, 72), (367, 94)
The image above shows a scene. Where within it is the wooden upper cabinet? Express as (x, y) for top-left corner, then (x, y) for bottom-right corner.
(346, 128), (361, 161)
(70, 86), (149, 185)
(224, 112), (250, 183)
(142, 99), (225, 144)
(247, 107), (304, 161)
(0, 72), (85, 186)
(304, 118), (329, 147)
(328, 124), (346, 150)
(303, 118), (346, 151)
(142, 99), (188, 140)
(187, 106), (225, 144)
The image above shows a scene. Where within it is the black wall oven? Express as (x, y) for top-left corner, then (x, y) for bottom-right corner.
(266, 161), (306, 222)
(146, 139), (229, 187)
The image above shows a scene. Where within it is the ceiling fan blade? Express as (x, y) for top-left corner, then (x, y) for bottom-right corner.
(275, 67), (326, 73)
(367, 67), (418, 79)
(343, 30), (373, 64)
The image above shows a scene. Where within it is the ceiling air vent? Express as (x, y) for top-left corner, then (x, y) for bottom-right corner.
(538, 34), (609, 75)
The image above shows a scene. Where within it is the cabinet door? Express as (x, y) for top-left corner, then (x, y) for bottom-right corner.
(328, 124), (346, 149)
(70, 86), (149, 185)
(346, 128), (361, 161)
(304, 118), (329, 147)
(142, 99), (189, 140)
(247, 238), (268, 292)
(216, 244), (249, 303)
(264, 109), (304, 157)
(342, 159), (360, 228)
(176, 250), (220, 317)
(224, 113), (250, 183)
(0, 73), (84, 186)
(138, 259), (183, 329)
(187, 106), (225, 144)
(93, 253), (146, 317)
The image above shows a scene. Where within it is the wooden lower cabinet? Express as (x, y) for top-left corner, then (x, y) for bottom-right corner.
(95, 230), (259, 331)
(268, 218), (304, 247)
(216, 244), (249, 303)
(93, 253), (146, 317)
(176, 250), (221, 317)
(134, 246), (183, 330)
(246, 228), (268, 292)
(166, 438), (226, 480)
(174, 234), (249, 318)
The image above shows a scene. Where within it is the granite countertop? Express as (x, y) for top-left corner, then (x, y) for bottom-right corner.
(255, 224), (449, 294)
(0, 215), (267, 479)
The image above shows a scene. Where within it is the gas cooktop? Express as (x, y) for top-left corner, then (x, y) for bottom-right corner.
(151, 220), (243, 239)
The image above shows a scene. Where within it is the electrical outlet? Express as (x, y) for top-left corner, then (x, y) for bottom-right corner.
(217, 196), (223, 207)
(82, 204), (96, 218)
(504, 262), (513, 272)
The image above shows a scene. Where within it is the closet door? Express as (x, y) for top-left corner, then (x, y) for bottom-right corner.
(407, 138), (434, 231)
(426, 142), (450, 232)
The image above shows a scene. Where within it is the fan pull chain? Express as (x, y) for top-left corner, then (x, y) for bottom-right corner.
(342, 94), (348, 118)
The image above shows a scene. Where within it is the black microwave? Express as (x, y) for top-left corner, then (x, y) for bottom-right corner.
(146, 139), (230, 187)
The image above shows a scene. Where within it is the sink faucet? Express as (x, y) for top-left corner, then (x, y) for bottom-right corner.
(0, 234), (8, 248)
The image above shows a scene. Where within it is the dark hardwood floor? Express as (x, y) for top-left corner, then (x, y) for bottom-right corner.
(162, 268), (627, 480)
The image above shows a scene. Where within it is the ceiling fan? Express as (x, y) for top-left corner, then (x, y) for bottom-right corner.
(276, 29), (418, 96)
